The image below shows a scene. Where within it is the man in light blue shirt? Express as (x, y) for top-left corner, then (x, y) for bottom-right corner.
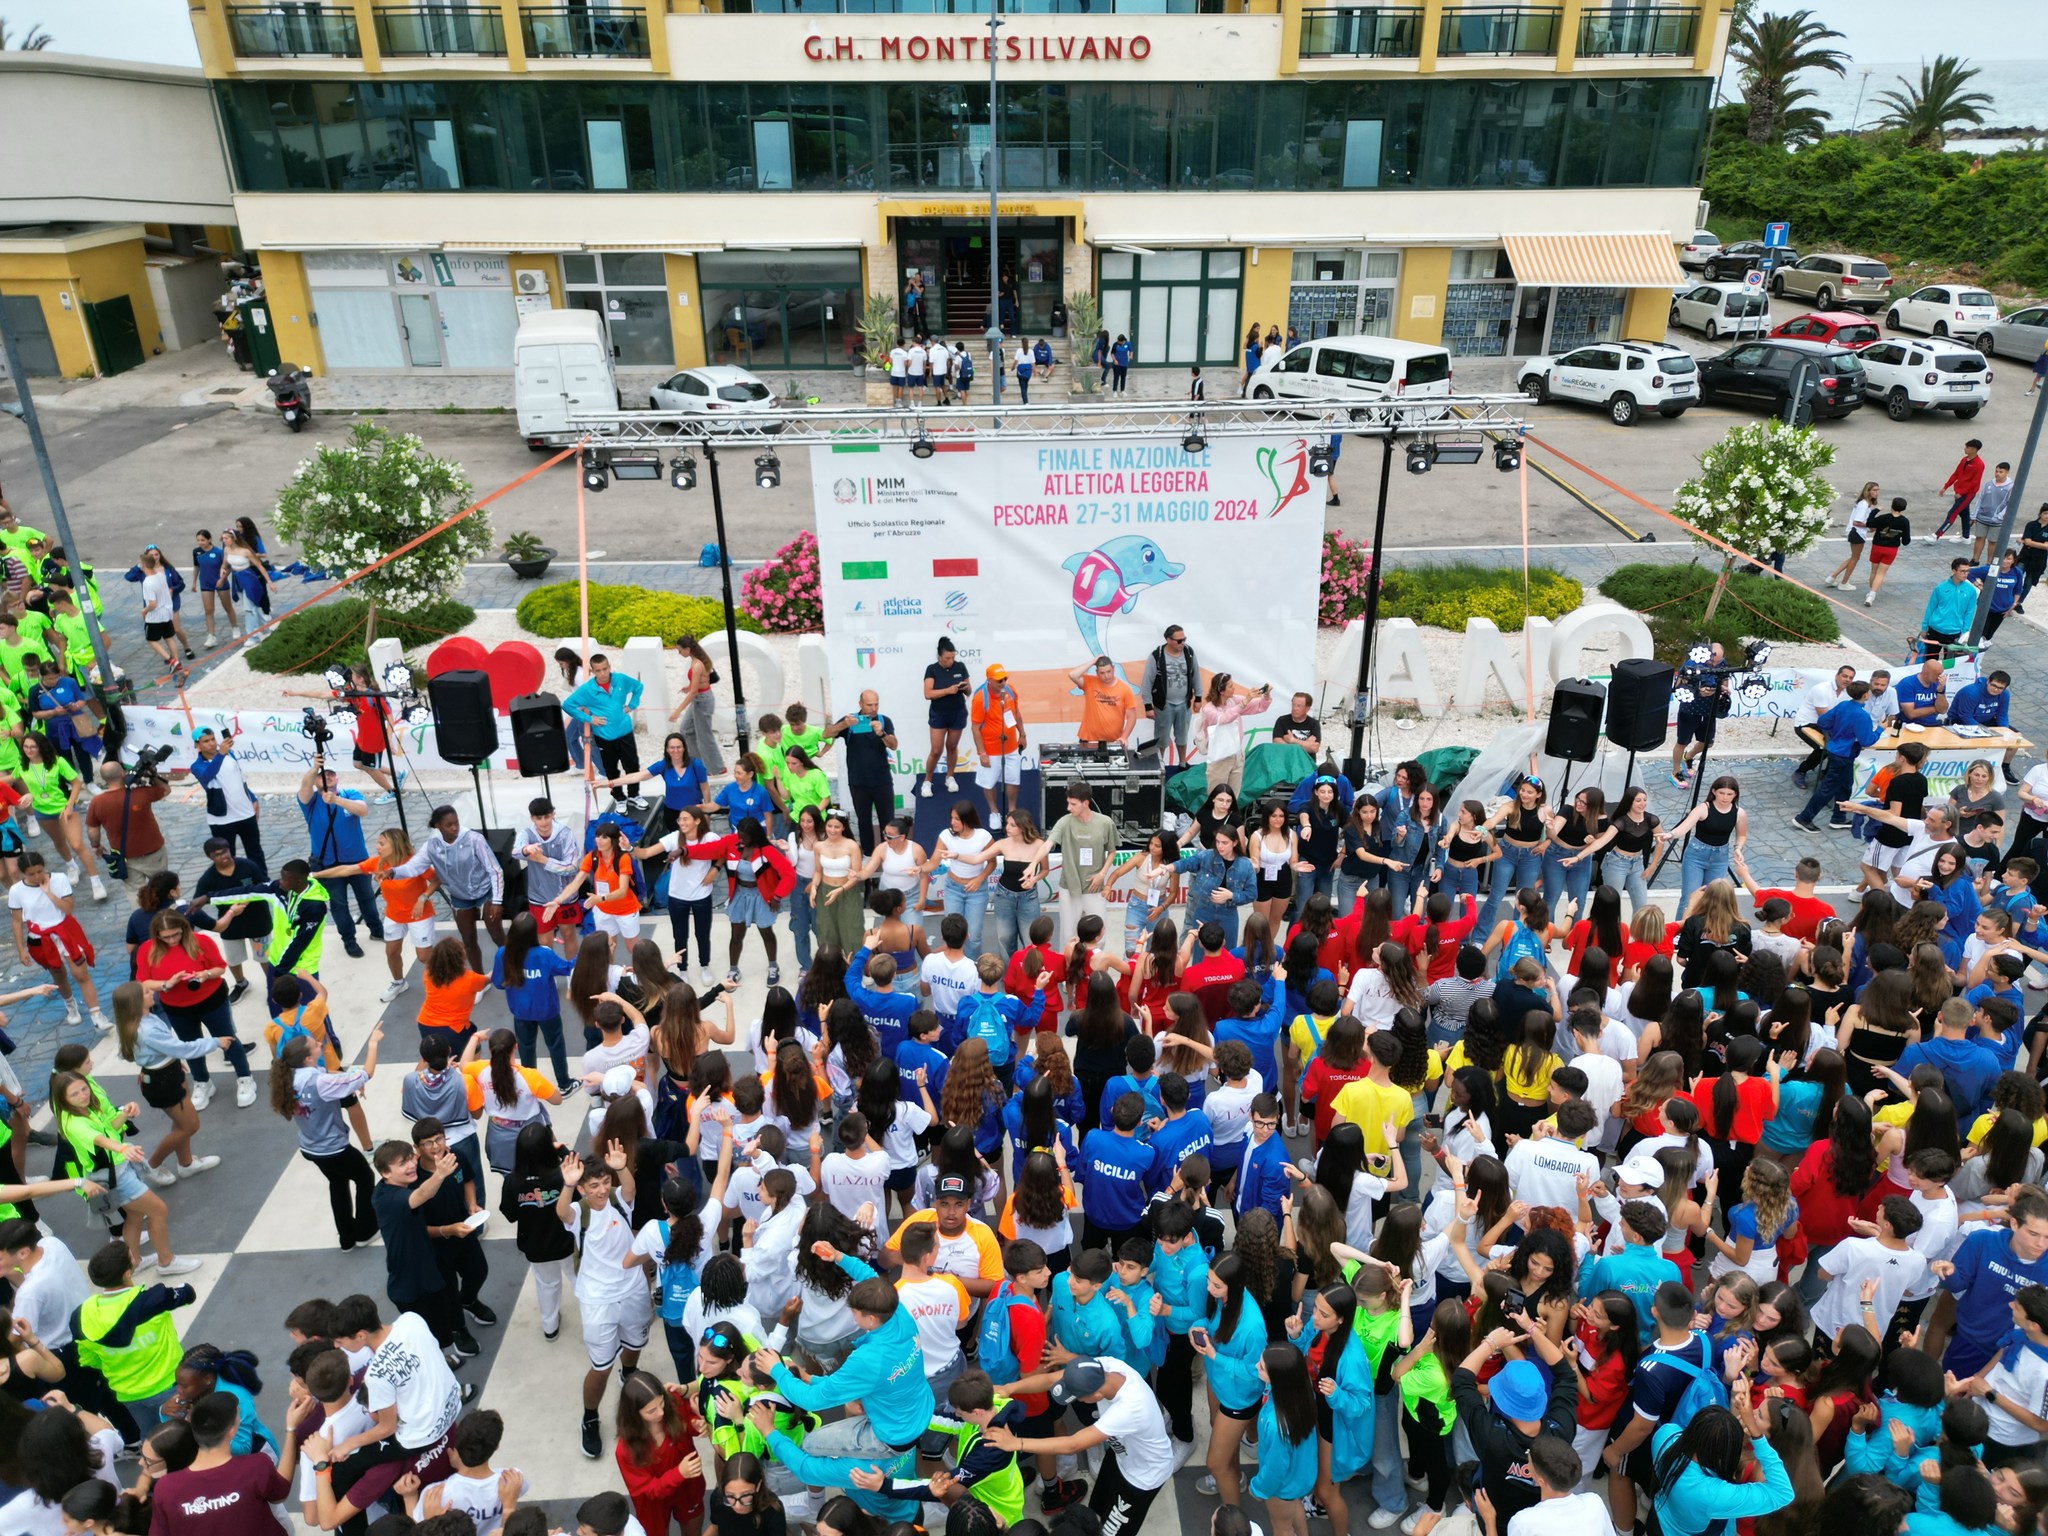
(1921, 559), (1980, 656)
(562, 653), (645, 809)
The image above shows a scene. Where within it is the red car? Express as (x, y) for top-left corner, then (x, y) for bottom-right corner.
(1769, 310), (1884, 350)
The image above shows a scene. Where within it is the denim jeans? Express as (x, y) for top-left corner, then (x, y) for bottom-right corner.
(1385, 865), (1413, 919)
(1192, 895), (1241, 949)
(1124, 895), (1160, 958)
(1289, 866), (1336, 925)
(667, 894), (714, 968)
(1441, 863), (1479, 901)
(1480, 844), (1544, 933)
(1371, 1386), (1409, 1515)
(319, 871), (386, 947)
(1678, 840), (1733, 916)
(786, 882), (815, 970)
(943, 872), (992, 955)
(1603, 849), (1651, 913)
(1542, 847), (1594, 916)
(1334, 870), (1367, 919)
(990, 884), (1041, 957)
(513, 1012), (569, 1084)
(1798, 754), (1856, 829)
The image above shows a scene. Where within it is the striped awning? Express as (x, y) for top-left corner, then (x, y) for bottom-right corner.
(1501, 232), (1687, 289)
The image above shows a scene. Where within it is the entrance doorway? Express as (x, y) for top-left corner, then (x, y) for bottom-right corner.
(896, 218), (1064, 342)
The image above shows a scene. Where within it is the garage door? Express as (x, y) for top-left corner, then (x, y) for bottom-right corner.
(0, 295), (59, 377)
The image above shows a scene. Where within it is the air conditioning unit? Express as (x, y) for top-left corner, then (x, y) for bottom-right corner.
(516, 270), (550, 295)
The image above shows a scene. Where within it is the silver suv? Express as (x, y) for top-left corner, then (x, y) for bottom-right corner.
(1771, 253), (1894, 314)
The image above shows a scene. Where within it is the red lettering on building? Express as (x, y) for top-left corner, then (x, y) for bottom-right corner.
(880, 36), (902, 58)
(805, 31), (1154, 64)
(1129, 34), (1150, 57)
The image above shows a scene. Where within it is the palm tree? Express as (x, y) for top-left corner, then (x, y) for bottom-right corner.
(1874, 56), (1996, 149)
(0, 17), (52, 48)
(1729, 9), (1848, 146)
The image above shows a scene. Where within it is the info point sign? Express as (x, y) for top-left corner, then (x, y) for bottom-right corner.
(811, 435), (1326, 744)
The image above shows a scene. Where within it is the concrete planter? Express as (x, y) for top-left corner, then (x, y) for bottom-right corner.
(864, 378), (896, 407)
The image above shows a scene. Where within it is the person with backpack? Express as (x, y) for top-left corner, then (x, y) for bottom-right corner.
(1649, 1381), (1794, 1536)
(546, 823), (647, 966)
(1598, 1280), (1731, 1534)
(958, 955), (1056, 1092)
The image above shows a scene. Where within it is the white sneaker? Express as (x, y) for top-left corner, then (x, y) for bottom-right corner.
(63, 860), (79, 881)
(132, 1252), (157, 1272)
(190, 1081), (213, 1112)
(155, 1257), (202, 1277)
(177, 1155), (220, 1178)
(235, 1078), (258, 1108)
(148, 1165), (177, 1188)
(90, 1008), (112, 1031)
(379, 978), (406, 1003)
(1865, 591), (1877, 606)
(18, 815), (35, 838)
(945, 775), (959, 792)
(1401, 1509), (1434, 1534)
(90, 877), (107, 902)
(62, 1000), (80, 1025)
(1196, 1475), (1219, 1496)
(1368, 1509), (1405, 1529)
(1169, 1436), (1195, 1475)
(918, 780), (933, 797)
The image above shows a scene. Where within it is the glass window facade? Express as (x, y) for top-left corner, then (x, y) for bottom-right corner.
(214, 75), (1708, 194)
(699, 250), (863, 369)
(1098, 248), (1240, 367)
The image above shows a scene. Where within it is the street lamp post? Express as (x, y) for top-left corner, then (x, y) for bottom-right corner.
(986, 3), (1004, 404)
(701, 444), (754, 758)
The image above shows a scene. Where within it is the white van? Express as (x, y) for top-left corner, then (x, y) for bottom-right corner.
(514, 309), (621, 447)
(1242, 336), (1455, 409)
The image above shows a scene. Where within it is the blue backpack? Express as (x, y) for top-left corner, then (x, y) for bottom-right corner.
(699, 544), (720, 568)
(977, 1281), (1025, 1385)
(653, 1219), (701, 1324)
(1657, 1333), (1730, 1423)
(1494, 918), (1545, 983)
(961, 991), (1013, 1068)
(956, 352), (974, 383)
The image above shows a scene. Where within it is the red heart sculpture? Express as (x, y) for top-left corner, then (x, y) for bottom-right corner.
(426, 638), (546, 712)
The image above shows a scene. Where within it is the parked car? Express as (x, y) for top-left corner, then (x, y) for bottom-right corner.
(1856, 336), (1991, 421)
(1670, 283), (1770, 340)
(1695, 338), (1865, 422)
(1973, 304), (2048, 362)
(514, 309), (621, 448)
(648, 365), (778, 415)
(1769, 311), (1884, 350)
(1769, 253), (1894, 313)
(1516, 341), (1698, 424)
(1679, 230), (1724, 271)
(1700, 241), (1801, 282)
(1243, 336), (1455, 408)
(1887, 284), (2000, 338)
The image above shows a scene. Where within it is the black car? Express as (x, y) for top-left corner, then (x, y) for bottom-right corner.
(1696, 339), (1865, 422)
(1701, 241), (1802, 283)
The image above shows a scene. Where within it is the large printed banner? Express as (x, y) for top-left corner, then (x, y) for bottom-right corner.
(811, 436), (1326, 756)
(120, 705), (513, 779)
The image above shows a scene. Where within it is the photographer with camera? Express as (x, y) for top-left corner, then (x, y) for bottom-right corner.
(85, 757), (171, 888)
(297, 729), (386, 961)
(190, 727), (264, 875)
(284, 665), (398, 803)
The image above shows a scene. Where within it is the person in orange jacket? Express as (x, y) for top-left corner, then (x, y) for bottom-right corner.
(969, 664), (1029, 823)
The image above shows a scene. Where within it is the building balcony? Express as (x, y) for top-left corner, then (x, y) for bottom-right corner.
(374, 5), (510, 55)
(520, 6), (652, 56)
(1436, 5), (1559, 56)
(1297, 6), (1422, 57)
(727, 0), (1229, 11)
(1576, 5), (1697, 56)
(225, 3), (361, 57)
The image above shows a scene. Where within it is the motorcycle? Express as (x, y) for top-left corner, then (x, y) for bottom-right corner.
(266, 364), (312, 432)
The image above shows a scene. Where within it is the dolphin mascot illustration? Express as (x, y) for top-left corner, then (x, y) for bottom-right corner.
(1061, 536), (1185, 687)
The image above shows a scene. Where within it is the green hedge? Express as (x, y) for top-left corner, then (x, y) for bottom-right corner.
(1376, 563), (1583, 634)
(1598, 561), (1840, 667)
(244, 597), (476, 675)
(515, 581), (762, 645)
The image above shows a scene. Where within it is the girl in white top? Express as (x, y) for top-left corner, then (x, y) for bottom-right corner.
(1104, 832), (1180, 960)
(921, 803), (995, 942)
(1827, 479), (1881, 591)
(648, 807), (721, 988)
(863, 815), (928, 905)
(808, 807), (866, 957)
(464, 1029), (562, 1172)
(738, 1166), (805, 1317)
(1249, 802), (1298, 936)
(819, 1120), (892, 1246)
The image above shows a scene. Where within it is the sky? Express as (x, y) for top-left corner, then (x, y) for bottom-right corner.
(6, 0), (2044, 69)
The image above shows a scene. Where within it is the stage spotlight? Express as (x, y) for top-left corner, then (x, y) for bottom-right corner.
(581, 452), (608, 493)
(755, 454), (782, 489)
(381, 663), (411, 694)
(1182, 429), (1207, 456)
(910, 435), (936, 460)
(1405, 441), (1434, 476)
(1493, 438), (1522, 472)
(1745, 639), (1773, 668)
(670, 454), (697, 491)
(1307, 443), (1334, 477)
(1685, 641), (1714, 667)
(322, 666), (348, 692)
(403, 705), (434, 728)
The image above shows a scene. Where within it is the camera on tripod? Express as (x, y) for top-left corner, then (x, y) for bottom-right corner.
(301, 707), (334, 750)
(127, 742), (175, 787)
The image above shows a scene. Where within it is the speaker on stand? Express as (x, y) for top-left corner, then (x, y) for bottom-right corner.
(1604, 657), (1675, 803)
(428, 669), (501, 830)
(1545, 679), (1605, 798)
(509, 691), (571, 809)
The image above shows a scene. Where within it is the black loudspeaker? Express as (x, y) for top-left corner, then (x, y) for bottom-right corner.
(1546, 679), (1606, 763)
(1606, 657), (1676, 752)
(427, 670), (499, 766)
(481, 827), (529, 910)
(508, 691), (570, 777)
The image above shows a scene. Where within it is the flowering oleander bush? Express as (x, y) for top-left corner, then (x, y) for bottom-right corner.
(272, 422), (484, 617)
(740, 531), (824, 633)
(1319, 531), (1374, 625)
(1673, 420), (1837, 619)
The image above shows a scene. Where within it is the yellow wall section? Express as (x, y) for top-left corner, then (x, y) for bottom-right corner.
(69, 238), (164, 361)
(665, 252), (705, 369)
(0, 273), (95, 377)
(1240, 248), (1291, 345)
(0, 239), (165, 375)
(257, 250), (325, 374)
(1395, 247), (1449, 345)
(1622, 285), (1670, 343)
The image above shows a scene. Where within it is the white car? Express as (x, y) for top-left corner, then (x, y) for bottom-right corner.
(1887, 284), (2001, 339)
(647, 365), (778, 415)
(1856, 336), (1991, 421)
(1670, 282), (1771, 341)
(1517, 341), (1698, 425)
(1679, 230), (1723, 271)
